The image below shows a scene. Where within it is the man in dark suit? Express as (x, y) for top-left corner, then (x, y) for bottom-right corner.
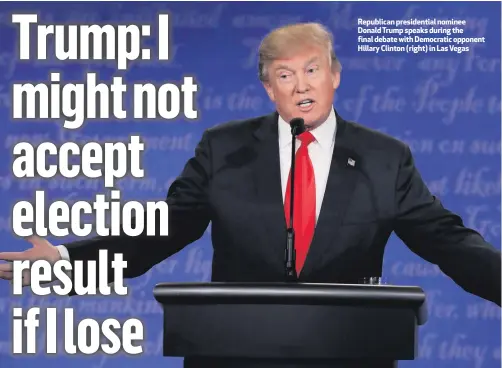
(1, 23), (500, 306)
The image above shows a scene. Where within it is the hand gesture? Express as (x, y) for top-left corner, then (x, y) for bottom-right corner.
(0, 236), (61, 286)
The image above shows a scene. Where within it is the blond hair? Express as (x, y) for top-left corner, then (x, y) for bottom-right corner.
(258, 22), (342, 82)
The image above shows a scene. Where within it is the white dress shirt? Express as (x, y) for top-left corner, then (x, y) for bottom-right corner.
(56, 107), (338, 262)
(278, 107), (337, 222)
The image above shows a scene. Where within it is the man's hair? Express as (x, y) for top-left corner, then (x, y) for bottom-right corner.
(258, 22), (342, 82)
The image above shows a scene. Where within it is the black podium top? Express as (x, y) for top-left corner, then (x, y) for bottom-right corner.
(153, 282), (428, 325)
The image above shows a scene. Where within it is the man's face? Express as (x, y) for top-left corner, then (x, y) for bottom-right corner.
(263, 45), (340, 129)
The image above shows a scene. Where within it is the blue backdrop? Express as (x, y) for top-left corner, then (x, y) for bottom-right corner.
(0, 1), (500, 367)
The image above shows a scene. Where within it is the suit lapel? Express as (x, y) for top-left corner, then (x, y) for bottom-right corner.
(300, 114), (361, 277)
(249, 111), (361, 277)
(250, 112), (288, 266)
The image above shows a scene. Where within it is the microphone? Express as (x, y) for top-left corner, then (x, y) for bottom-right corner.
(290, 117), (306, 136)
(285, 117), (305, 281)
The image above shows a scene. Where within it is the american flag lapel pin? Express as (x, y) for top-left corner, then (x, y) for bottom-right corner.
(348, 158), (355, 167)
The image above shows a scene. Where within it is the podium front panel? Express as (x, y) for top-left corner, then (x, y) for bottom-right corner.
(163, 303), (417, 360)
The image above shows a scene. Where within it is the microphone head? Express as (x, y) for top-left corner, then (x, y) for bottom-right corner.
(290, 118), (306, 136)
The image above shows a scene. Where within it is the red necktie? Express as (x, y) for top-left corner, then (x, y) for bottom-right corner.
(284, 131), (316, 274)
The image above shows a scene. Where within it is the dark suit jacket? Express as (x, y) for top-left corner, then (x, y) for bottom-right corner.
(65, 110), (501, 305)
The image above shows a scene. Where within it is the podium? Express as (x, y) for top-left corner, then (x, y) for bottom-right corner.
(153, 282), (428, 368)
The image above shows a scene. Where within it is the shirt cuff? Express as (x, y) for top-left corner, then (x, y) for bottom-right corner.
(56, 245), (70, 262)
(55, 245), (73, 282)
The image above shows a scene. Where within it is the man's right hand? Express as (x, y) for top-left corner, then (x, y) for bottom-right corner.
(0, 236), (62, 286)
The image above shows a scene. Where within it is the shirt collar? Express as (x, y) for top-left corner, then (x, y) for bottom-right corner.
(278, 107), (337, 150)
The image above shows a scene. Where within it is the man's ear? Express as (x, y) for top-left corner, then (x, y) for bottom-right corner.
(331, 71), (341, 90)
(262, 82), (275, 102)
